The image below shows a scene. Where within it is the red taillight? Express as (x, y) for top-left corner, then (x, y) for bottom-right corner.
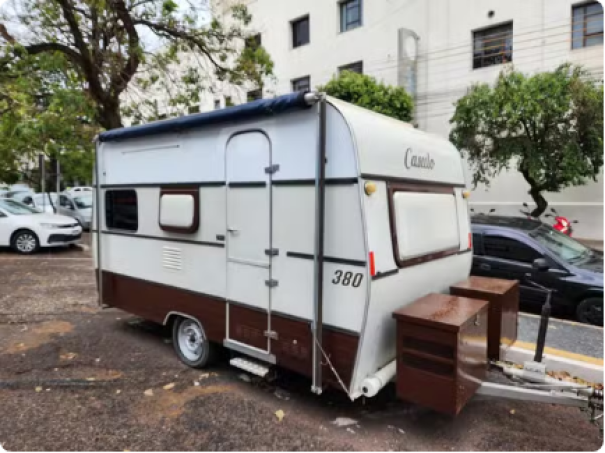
(369, 251), (376, 277)
(468, 232), (473, 250)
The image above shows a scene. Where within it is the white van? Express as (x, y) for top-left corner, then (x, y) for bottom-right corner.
(93, 92), (472, 400)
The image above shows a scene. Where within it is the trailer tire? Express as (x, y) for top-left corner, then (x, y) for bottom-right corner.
(172, 316), (217, 368)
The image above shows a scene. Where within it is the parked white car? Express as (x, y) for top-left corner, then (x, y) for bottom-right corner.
(65, 186), (93, 195)
(18, 193), (58, 214)
(57, 193), (93, 230)
(0, 199), (82, 254)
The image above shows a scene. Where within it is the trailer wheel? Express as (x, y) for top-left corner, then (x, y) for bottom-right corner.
(172, 316), (216, 368)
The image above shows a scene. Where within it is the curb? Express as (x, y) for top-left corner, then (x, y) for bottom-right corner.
(503, 344), (604, 384)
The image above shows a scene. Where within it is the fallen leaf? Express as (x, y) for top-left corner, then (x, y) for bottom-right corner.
(116, 390), (121, 394)
(332, 417), (358, 427)
(144, 389), (154, 397)
(199, 373), (210, 379)
(163, 383), (175, 390)
(86, 377), (96, 381)
(60, 352), (77, 360)
(35, 386), (42, 393)
(275, 409), (285, 422)
(346, 427), (356, 434)
(510, 409), (516, 415)
(239, 374), (251, 383)
(45, 389), (50, 392)
(397, 428), (405, 434)
(95, 358), (101, 362)
(193, 381), (200, 387)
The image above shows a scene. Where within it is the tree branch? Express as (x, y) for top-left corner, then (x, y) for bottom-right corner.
(134, 18), (229, 72)
(109, 0), (140, 96)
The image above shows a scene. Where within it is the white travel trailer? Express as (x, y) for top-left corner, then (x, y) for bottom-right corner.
(93, 92), (474, 400)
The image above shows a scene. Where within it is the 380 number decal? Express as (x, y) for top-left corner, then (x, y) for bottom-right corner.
(332, 270), (363, 287)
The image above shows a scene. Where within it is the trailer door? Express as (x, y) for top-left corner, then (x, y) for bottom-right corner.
(225, 131), (272, 354)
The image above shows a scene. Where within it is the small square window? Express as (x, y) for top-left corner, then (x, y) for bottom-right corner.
(213, 100), (221, 110)
(473, 22), (513, 69)
(188, 105), (200, 114)
(247, 89), (262, 102)
(338, 61), (363, 74)
(225, 96), (234, 107)
(340, 0), (362, 32)
(105, 190), (138, 232)
(291, 16), (310, 48)
(572, 2), (604, 49)
(292, 76), (311, 92)
(159, 188), (199, 234)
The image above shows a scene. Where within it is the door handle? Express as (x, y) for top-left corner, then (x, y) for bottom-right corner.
(227, 227), (239, 234)
(479, 263), (491, 271)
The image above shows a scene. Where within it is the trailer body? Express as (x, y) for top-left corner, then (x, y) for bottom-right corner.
(94, 93), (472, 399)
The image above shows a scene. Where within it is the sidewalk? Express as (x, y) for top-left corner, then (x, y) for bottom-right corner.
(503, 313), (603, 383)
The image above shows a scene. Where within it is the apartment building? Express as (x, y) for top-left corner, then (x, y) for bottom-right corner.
(233, 0), (604, 239)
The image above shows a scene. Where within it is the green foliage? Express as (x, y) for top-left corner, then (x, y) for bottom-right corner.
(0, 52), (97, 185)
(450, 64), (603, 216)
(1, 0), (274, 129)
(318, 71), (414, 122)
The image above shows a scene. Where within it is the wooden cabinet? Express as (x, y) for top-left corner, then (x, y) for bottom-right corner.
(450, 276), (519, 361)
(392, 293), (488, 415)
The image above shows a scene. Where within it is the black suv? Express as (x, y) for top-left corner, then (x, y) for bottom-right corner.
(471, 215), (603, 325)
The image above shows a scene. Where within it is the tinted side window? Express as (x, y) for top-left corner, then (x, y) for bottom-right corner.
(105, 190), (138, 232)
(483, 235), (540, 263)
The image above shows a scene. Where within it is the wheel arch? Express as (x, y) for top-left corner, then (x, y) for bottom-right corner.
(10, 227), (39, 245)
(163, 311), (199, 328)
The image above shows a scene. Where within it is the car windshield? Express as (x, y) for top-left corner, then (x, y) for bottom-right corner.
(0, 199), (40, 215)
(74, 196), (93, 209)
(529, 225), (591, 263)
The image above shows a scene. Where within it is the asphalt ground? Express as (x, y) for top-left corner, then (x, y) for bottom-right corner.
(0, 236), (602, 451)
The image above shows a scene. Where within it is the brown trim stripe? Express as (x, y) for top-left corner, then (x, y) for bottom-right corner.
(361, 173), (466, 188)
(286, 251), (366, 267)
(372, 269), (399, 280)
(98, 230), (225, 248)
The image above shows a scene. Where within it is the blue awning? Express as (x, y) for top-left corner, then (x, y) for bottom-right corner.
(98, 92), (312, 143)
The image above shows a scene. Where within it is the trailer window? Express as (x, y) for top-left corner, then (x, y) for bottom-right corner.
(159, 188), (199, 233)
(390, 187), (460, 267)
(105, 190), (138, 232)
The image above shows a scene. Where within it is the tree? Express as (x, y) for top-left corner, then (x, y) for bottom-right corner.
(450, 64), (604, 217)
(318, 71), (413, 122)
(0, 52), (97, 186)
(0, 0), (273, 130)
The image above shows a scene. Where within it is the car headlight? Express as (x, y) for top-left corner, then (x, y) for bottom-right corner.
(40, 223), (63, 229)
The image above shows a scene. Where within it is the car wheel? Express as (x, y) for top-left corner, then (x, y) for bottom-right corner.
(576, 297), (603, 326)
(11, 229), (40, 254)
(172, 316), (217, 368)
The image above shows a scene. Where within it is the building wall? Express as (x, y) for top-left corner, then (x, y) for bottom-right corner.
(243, 0), (604, 239)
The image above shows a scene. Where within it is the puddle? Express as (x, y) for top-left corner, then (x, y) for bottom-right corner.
(3, 321), (74, 354)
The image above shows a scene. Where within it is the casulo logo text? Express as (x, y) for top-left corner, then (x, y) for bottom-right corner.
(404, 148), (435, 170)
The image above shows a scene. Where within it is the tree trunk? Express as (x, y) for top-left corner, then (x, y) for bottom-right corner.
(98, 99), (123, 130)
(519, 160), (548, 218)
(528, 186), (548, 218)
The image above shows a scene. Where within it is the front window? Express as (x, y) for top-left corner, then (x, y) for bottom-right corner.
(105, 190), (138, 232)
(473, 23), (513, 69)
(529, 225), (591, 263)
(572, 2), (604, 49)
(74, 196), (93, 209)
(0, 199), (40, 215)
(340, 0), (362, 32)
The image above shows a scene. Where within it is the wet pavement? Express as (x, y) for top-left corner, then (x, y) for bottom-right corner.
(0, 238), (602, 451)
(518, 313), (603, 359)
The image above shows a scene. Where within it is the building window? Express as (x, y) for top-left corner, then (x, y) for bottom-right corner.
(340, 0), (362, 32)
(105, 190), (138, 232)
(158, 113), (168, 120)
(213, 100), (221, 110)
(292, 76), (311, 92)
(339, 61), (363, 74)
(188, 105), (200, 114)
(245, 33), (262, 50)
(291, 16), (310, 48)
(473, 22), (513, 69)
(247, 89), (262, 102)
(225, 96), (234, 107)
(572, 2), (604, 49)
